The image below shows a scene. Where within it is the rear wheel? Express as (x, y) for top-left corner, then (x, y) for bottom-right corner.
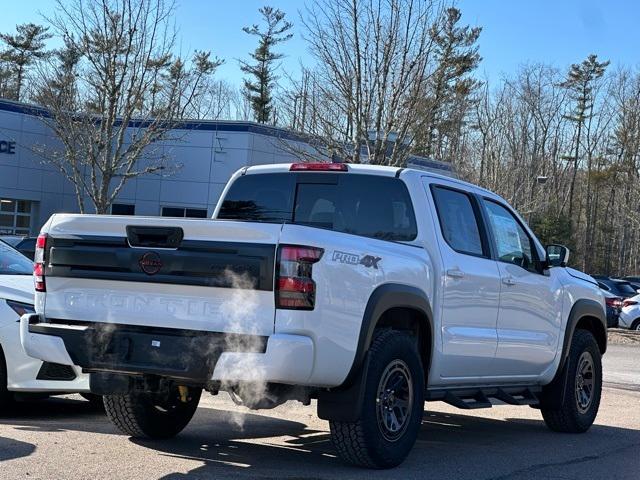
(541, 329), (602, 433)
(329, 329), (425, 469)
(630, 319), (640, 331)
(104, 386), (201, 439)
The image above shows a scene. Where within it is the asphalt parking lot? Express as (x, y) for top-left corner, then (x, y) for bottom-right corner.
(1, 343), (639, 480)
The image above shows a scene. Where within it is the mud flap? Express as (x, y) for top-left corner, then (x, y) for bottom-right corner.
(90, 372), (132, 395)
(317, 354), (371, 422)
(538, 360), (570, 409)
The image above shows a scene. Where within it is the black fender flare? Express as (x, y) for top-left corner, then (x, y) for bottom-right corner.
(317, 283), (433, 421)
(342, 283), (434, 387)
(558, 298), (607, 370)
(539, 298), (607, 408)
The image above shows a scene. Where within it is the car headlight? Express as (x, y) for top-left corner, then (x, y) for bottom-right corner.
(6, 300), (35, 317)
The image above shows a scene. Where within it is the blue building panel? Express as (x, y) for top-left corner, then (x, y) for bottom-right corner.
(0, 98), (454, 234)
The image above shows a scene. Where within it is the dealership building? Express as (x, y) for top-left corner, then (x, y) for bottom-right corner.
(0, 99), (453, 236)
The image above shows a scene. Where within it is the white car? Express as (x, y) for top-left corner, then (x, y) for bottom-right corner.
(619, 294), (640, 331)
(0, 242), (90, 407)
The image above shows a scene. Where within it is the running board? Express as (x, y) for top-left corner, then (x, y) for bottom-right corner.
(426, 386), (541, 410)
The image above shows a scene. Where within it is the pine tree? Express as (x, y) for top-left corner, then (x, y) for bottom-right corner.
(0, 23), (52, 101)
(417, 7), (481, 157)
(240, 6), (293, 124)
(561, 54), (609, 218)
(33, 35), (81, 109)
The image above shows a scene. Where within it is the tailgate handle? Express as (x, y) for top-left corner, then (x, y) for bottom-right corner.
(126, 226), (184, 249)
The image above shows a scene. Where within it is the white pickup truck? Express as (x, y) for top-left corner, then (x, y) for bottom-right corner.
(21, 163), (607, 468)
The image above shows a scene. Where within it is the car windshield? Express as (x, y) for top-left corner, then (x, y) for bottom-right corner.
(0, 242), (33, 275)
(0, 237), (21, 247)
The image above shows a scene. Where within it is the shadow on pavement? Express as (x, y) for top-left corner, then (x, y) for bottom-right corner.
(0, 395), (110, 434)
(0, 435), (35, 462)
(1, 396), (639, 479)
(145, 409), (640, 480)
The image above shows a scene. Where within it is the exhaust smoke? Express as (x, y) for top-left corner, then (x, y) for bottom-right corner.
(217, 269), (271, 427)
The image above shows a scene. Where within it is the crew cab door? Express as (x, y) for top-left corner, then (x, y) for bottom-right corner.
(426, 181), (500, 379)
(480, 198), (563, 377)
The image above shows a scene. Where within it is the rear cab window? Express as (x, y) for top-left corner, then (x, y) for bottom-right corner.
(218, 172), (417, 242)
(430, 185), (487, 257)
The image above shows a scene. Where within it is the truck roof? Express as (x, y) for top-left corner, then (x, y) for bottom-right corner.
(243, 163), (500, 200)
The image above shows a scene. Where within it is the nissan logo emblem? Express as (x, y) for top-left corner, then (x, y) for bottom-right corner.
(139, 251), (162, 275)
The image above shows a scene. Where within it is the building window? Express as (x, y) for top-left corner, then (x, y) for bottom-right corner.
(111, 203), (135, 215)
(161, 206), (208, 218)
(0, 199), (32, 235)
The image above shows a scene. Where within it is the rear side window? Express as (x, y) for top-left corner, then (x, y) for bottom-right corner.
(218, 173), (295, 223)
(218, 173), (417, 241)
(431, 186), (484, 256)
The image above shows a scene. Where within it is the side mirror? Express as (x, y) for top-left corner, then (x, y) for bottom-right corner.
(545, 244), (570, 268)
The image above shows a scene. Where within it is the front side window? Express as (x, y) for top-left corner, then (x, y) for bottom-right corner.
(484, 200), (537, 272)
(431, 186), (484, 256)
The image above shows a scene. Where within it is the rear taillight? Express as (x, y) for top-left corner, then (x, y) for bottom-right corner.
(34, 233), (47, 292)
(605, 296), (622, 309)
(276, 245), (323, 310)
(623, 299), (638, 308)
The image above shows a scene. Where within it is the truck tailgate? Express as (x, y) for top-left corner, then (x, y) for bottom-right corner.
(41, 214), (280, 336)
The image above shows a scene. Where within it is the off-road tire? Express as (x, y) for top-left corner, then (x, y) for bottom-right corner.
(104, 386), (201, 439)
(329, 329), (425, 469)
(0, 347), (14, 410)
(541, 329), (602, 433)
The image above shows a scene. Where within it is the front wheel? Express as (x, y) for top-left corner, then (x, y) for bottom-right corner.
(330, 329), (425, 469)
(104, 386), (201, 439)
(541, 329), (602, 433)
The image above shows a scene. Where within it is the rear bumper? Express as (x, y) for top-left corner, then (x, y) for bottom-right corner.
(21, 314), (315, 386)
(605, 307), (619, 328)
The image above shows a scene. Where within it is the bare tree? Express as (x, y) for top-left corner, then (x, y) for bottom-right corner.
(33, 0), (221, 214)
(300, 0), (441, 166)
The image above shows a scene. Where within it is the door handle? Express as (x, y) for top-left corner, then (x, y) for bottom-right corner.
(446, 269), (465, 279)
(502, 277), (516, 286)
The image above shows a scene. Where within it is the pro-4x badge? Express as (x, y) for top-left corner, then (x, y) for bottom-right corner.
(332, 250), (382, 269)
(359, 255), (382, 269)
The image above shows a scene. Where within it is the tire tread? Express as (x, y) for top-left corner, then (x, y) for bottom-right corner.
(104, 394), (146, 437)
(541, 329), (602, 433)
(330, 329), (423, 468)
